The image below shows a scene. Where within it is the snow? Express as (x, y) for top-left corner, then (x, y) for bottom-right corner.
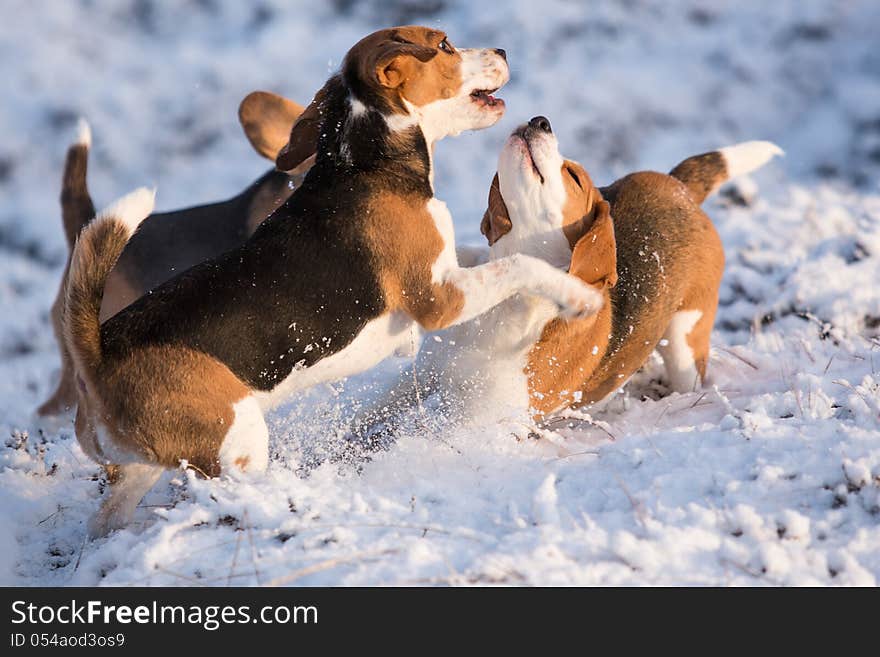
(1, 0), (879, 586)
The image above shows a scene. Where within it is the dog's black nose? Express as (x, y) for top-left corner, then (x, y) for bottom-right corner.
(494, 48), (507, 61)
(529, 116), (552, 133)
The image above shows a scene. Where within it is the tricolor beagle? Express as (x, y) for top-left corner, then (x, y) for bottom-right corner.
(66, 27), (601, 537)
(353, 116), (782, 435)
(37, 92), (309, 416)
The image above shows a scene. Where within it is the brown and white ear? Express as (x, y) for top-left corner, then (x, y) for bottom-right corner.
(374, 42), (437, 88)
(562, 186), (600, 249)
(479, 174), (513, 246)
(275, 80), (334, 173)
(570, 200), (618, 289)
(239, 91), (306, 162)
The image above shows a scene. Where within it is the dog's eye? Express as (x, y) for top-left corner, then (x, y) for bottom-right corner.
(438, 38), (454, 54)
(567, 167), (583, 189)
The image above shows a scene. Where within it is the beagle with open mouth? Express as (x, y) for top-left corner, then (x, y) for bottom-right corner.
(37, 92), (310, 416)
(66, 27), (601, 537)
(353, 116), (782, 434)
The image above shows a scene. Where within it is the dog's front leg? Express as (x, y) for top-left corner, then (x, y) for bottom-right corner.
(429, 254), (603, 329)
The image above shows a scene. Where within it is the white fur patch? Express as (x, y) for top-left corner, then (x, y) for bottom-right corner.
(657, 309), (703, 393)
(719, 140), (784, 179)
(75, 117), (91, 148)
(349, 96), (367, 117)
(384, 109), (419, 133)
(95, 187), (155, 236)
(427, 198), (458, 284)
(218, 396), (269, 474)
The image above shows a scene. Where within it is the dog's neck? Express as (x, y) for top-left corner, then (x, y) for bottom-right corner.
(307, 75), (434, 196)
(489, 210), (573, 270)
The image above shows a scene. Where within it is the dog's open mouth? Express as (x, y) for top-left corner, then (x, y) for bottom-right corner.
(470, 87), (503, 108)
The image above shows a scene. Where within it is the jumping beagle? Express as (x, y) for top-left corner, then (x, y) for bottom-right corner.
(66, 27), (601, 537)
(353, 116), (782, 434)
(37, 93), (309, 416)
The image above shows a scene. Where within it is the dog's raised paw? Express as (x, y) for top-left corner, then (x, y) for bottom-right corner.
(558, 277), (603, 319)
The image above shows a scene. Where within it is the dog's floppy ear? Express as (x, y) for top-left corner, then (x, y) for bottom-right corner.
(275, 81), (333, 173)
(374, 41), (437, 88)
(480, 174), (513, 246)
(239, 91), (305, 162)
(569, 200), (618, 289)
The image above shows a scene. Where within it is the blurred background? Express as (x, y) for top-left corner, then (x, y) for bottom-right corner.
(1, 0), (877, 261)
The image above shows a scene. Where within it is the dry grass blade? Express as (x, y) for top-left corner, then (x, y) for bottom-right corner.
(265, 548), (399, 587)
(718, 345), (759, 370)
(226, 518), (245, 586)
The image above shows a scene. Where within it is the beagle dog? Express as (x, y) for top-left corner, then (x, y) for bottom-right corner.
(353, 116), (782, 434)
(66, 27), (601, 537)
(37, 93), (309, 416)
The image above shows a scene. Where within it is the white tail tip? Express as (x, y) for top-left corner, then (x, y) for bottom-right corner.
(75, 118), (92, 148)
(719, 140), (784, 180)
(96, 187), (156, 234)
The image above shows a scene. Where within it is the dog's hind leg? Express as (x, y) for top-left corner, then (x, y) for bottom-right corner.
(658, 220), (723, 394)
(658, 294), (719, 394)
(88, 462), (164, 538)
(36, 282), (79, 415)
(657, 310), (704, 394)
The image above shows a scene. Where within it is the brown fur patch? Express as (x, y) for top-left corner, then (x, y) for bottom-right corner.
(355, 27), (460, 109)
(668, 150), (727, 204)
(363, 191), (464, 331)
(38, 272), (79, 415)
(61, 143), (95, 247)
(86, 344), (249, 476)
(527, 200), (617, 418)
(559, 160), (600, 248)
(65, 220), (131, 379)
(239, 91), (305, 161)
(569, 200), (617, 289)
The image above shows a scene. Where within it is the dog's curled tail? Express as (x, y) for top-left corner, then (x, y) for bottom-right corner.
(669, 141), (784, 204)
(64, 187), (155, 385)
(61, 118), (97, 248)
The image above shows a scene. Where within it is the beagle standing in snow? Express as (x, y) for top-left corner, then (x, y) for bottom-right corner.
(66, 27), (601, 537)
(37, 93), (309, 416)
(354, 116), (782, 433)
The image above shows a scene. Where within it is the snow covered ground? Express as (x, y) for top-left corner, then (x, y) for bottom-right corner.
(1, 0), (879, 586)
